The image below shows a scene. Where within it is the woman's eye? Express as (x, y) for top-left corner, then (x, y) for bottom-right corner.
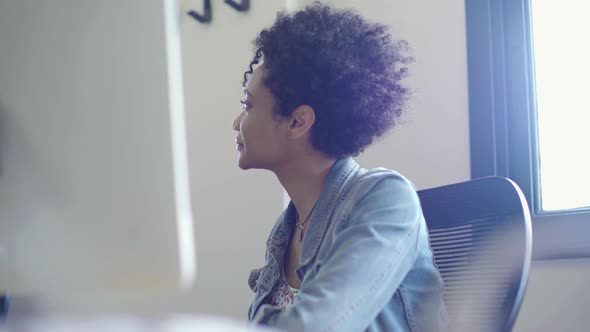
(240, 99), (251, 111)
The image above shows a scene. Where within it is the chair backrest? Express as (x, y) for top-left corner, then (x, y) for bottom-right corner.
(418, 177), (532, 332)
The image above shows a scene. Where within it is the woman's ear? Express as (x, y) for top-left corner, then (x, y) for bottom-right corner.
(288, 105), (315, 138)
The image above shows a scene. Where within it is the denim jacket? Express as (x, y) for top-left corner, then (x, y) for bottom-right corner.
(248, 158), (448, 332)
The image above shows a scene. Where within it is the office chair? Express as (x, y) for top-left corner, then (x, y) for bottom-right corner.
(418, 177), (532, 331)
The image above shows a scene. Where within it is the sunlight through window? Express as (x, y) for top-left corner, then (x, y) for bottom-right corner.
(532, 0), (590, 211)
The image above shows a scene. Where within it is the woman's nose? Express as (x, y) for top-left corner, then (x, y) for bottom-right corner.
(232, 112), (244, 131)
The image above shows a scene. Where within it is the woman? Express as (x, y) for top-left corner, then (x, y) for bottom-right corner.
(232, 2), (447, 331)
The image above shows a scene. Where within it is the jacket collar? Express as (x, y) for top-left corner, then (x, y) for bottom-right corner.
(250, 158), (360, 320)
(266, 157), (360, 271)
(266, 203), (295, 270)
(300, 157), (359, 265)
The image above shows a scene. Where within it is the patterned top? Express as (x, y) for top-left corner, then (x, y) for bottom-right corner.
(267, 276), (300, 308)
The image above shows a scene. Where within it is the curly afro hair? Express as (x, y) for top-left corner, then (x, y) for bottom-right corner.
(243, 1), (413, 158)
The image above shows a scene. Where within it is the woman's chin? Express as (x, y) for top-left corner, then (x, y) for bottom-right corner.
(237, 154), (251, 170)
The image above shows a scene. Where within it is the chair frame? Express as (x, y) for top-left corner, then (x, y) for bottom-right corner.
(418, 176), (533, 331)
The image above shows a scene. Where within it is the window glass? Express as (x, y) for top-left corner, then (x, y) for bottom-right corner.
(531, 0), (590, 211)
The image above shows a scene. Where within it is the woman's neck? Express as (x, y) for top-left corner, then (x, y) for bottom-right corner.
(274, 153), (336, 220)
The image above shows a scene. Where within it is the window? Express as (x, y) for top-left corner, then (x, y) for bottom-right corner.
(465, 0), (590, 259)
(530, 0), (590, 212)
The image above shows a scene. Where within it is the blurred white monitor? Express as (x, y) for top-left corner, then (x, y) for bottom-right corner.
(0, 0), (196, 301)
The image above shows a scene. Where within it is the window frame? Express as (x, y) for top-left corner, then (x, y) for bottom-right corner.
(465, 0), (590, 260)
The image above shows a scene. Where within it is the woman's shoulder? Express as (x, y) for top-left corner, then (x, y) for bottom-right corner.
(328, 166), (423, 236)
(348, 166), (419, 203)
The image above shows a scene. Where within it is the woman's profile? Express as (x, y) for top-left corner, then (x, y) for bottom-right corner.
(232, 2), (447, 331)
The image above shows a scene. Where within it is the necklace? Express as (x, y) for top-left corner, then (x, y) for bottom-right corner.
(296, 201), (318, 242)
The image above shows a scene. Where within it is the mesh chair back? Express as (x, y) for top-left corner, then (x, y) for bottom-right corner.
(418, 177), (532, 331)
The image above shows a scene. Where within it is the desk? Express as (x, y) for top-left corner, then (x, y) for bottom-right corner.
(2, 315), (278, 332)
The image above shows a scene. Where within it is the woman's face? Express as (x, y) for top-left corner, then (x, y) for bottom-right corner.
(233, 65), (289, 170)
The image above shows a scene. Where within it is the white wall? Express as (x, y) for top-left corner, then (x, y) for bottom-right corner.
(177, 0), (286, 318)
(514, 258), (590, 331)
